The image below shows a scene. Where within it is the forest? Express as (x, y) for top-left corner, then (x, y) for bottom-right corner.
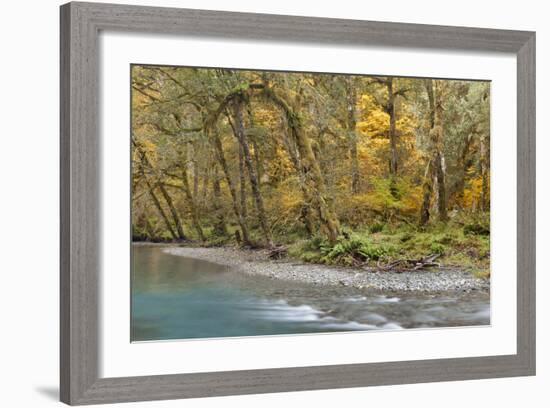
(131, 66), (491, 277)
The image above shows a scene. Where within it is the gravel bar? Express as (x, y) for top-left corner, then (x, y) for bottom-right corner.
(163, 246), (489, 293)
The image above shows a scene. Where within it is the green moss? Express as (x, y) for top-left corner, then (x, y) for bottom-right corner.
(429, 242), (446, 255)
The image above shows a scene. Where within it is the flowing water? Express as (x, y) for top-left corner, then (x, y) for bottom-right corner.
(131, 245), (490, 341)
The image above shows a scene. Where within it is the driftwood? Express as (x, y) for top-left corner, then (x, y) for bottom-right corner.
(267, 245), (288, 259)
(376, 253), (441, 272)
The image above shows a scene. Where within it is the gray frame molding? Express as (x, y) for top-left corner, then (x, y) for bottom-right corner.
(60, 2), (536, 405)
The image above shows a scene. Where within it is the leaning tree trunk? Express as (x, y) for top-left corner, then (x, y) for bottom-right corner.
(205, 84), (339, 243)
(281, 119), (315, 235)
(198, 159), (210, 216)
(142, 205), (156, 240)
(238, 143), (248, 221)
(212, 165), (228, 236)
(246, 105), (264, 185)
(294, 124), (340, 242)
(188, 143), (199, 206)
(142, 176), (178, 240)
(209, 127), (252, 246)
(157, 183), (187, 240)
(134, 140), (187, 240)
(232, 97), (273, 247)
(252, 139), (263, 186)
(261, 88), (340, 242)
(180, 155), (205, 242)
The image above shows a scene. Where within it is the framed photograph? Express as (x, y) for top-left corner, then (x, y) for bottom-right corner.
(60, 1), (535, 405)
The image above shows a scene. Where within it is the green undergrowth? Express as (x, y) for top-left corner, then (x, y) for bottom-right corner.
(287, 234), (395, 266)
(135, 213), (490, 279)
(287, 217), (490, 277)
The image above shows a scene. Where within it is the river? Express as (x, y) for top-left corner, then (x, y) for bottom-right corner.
(131, 245), (490, 341)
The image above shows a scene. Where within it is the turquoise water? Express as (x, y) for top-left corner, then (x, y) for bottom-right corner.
(131, 246), (490, 341)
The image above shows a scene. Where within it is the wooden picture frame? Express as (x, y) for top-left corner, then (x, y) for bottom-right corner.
(60, 2), (535, 405)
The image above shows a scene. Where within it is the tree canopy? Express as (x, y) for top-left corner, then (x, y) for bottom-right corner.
(131, 65), (490, 264)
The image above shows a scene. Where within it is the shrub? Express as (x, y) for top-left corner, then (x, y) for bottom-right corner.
(369, 222), (385, 234)
(463, 216), (490, 236)
(304, 235), (326, 251)
(429, 242), (446, 255)
(318, 235), (394, 265)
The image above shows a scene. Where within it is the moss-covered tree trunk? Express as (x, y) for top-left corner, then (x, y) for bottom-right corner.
(231, 97), (273, 247)
(143, 177), (178, 240)
(419, 79), (448, 225)
(180, 154), (205, 242)
(480, 132), (490, 212)
(262, 88), (340, 242)
(346, 77), (360, 194)
(281, 120), (315, 235)
(134, 140), (187, 240)
(387, 77), (398, 177)
(435, 149), (448, 222)
(209, 127), (252, 246)
(419, 79), (435, 225)
(451, 133), (474, 207)
(158, 183), (187, 240)
(480, 88), (491, 212)
(246, 104), (264, 185)
(293, 123), (340, 242)
(212, 165), (228, 236)
(433, 81), (448, 222)
(238, 143), (248, 221)
(419, 158), (435, 226)
(385, 77), (400, 198)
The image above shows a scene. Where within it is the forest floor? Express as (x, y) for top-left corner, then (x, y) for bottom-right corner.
(281, 221), (491, 279)
(163, 245), (490, 293)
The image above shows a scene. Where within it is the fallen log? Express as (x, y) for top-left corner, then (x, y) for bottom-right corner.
(377, 254), (441, 272)
(267, 245), (288, 259)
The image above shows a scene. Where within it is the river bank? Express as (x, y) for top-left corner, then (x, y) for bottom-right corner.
(162, 245), (490, 293)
